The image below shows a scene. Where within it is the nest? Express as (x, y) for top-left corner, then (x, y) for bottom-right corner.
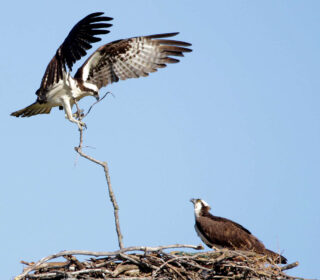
(14, 245), (303, 280)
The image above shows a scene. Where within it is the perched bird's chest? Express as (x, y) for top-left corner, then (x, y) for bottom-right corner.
(194, 222), (223, 249)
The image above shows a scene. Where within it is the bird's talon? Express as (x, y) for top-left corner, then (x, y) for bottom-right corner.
(73, 109), (84, 119)
(77, 121), (87, 130)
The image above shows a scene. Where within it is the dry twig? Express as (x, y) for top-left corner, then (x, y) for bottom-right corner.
(15, 247), (304, 280)
(15, 244), (203, 280)
(73, 96), (124, 250)
(14, 95), (306, 280)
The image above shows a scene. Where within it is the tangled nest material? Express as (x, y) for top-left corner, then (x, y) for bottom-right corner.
(15, 244), (302, 280)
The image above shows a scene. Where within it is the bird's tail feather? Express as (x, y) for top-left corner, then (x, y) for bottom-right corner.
(11, 102), (52, 118)
(266, 249), (287, 264)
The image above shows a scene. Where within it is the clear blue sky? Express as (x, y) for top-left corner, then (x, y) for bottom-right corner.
(1, 1), (319, 279)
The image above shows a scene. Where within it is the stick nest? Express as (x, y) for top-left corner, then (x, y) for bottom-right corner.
(16, 245), (301, 280)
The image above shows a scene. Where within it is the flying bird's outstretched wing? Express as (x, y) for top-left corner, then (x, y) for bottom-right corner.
(11, 12), (112, 119)
(74, 33), (192, 89)
(11, 19), (192, 128)
(38, 12), (113, 100)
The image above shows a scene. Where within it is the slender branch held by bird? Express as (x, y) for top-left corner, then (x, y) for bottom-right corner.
(84, 91), (111, 117)
(73, 98), (124, 251)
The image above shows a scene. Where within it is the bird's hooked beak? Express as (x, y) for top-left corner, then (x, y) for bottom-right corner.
(190, 198), (196, 205)
(94, 93), (100, 101)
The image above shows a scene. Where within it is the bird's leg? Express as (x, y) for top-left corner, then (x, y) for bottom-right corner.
(211, 246), (221, 251)
(211, 246), (227, 254)
(73, 108), (84, 119)
(72, 99), (87, 130)
(60, 97), (86, 129)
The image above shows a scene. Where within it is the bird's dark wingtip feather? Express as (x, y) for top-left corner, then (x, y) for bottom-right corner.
(88, 12), (104, 17)
(146, 32), (180, 39)
(281, 256), (288, 264)
(101, 16), (113, 21)
(168, 32), (180, 36)
(83, 13), (113, 23)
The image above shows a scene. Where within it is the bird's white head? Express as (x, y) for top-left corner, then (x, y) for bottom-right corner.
(190, 198), (211, 217)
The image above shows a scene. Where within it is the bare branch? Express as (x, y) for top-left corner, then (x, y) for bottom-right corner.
(84, 92), (111, 117)
(73, 98), (124, 250)
(25, 268), (113, 279)
(15, 244), (203, 280)
(281, 261), (299, 271)
(15, 246), (304, 280)
(152, 253), (208, 278)
(14, 95), (306, 280)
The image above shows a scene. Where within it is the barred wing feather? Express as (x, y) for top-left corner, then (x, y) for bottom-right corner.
(75, 33), (192, 89)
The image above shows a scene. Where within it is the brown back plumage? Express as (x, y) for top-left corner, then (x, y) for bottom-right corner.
(191, 199), (287, 264)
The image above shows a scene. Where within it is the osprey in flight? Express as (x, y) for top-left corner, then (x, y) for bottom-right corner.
(190, 198), (287, 264)
(11, 12), (192, 128)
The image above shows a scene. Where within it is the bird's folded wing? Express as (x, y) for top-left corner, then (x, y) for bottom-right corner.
(197, 215), (258, 250)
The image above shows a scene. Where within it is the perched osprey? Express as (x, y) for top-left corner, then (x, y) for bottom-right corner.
(11, 12), (192, 128)
(190, 198), (287, 264)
